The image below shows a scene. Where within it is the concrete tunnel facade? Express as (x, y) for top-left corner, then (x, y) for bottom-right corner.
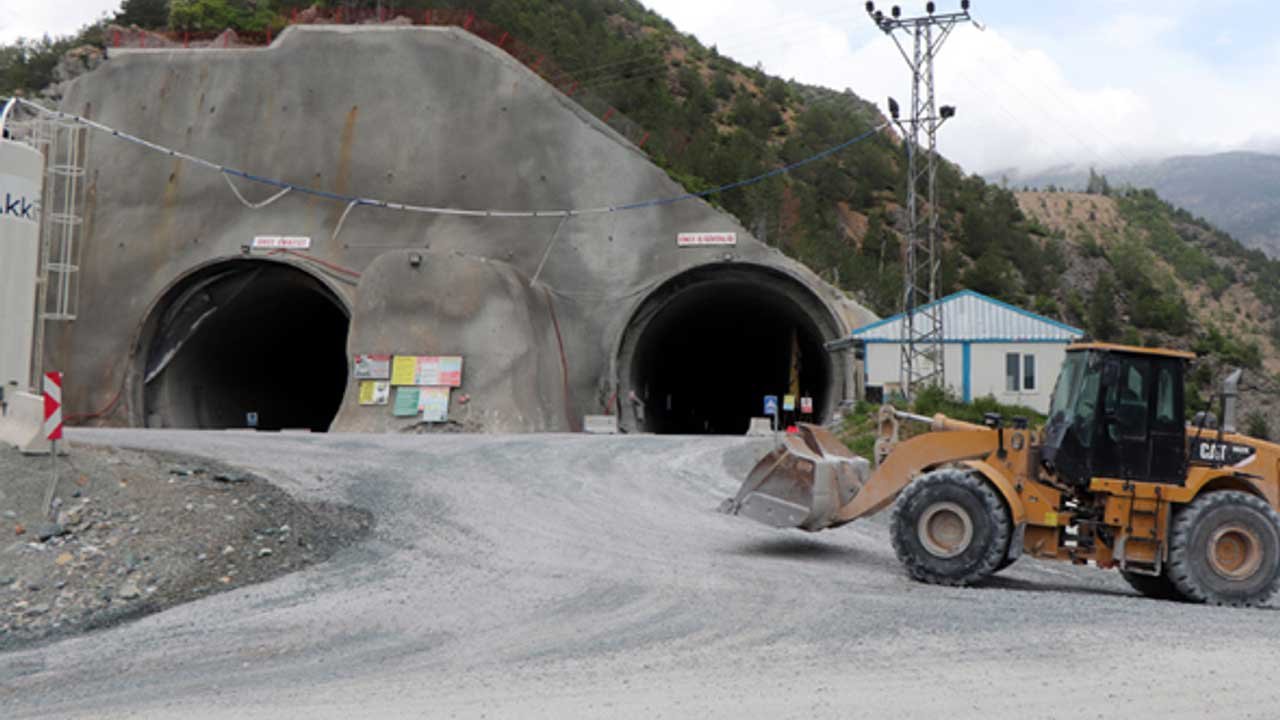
(51, 25), (875, 434)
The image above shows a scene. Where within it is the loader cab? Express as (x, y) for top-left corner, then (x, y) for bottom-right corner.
(1041, 344), (1194, 487)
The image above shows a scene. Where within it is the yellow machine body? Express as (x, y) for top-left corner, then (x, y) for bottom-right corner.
(723, 343), (1280, 601)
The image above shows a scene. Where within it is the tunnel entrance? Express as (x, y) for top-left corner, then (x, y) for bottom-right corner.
(618, 265), (842, 435)
(139, 260), (349, 431)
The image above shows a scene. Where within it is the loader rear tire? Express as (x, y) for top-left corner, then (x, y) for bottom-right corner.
(1168, 491), (1280, 607)
(890, 469), (1011, 587)
(1119, 571), (1188, 602)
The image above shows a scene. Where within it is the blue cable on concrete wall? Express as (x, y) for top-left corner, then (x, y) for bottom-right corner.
(10, 97), (888, 219)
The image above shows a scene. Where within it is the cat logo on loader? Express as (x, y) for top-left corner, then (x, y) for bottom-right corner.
(721, 343), (1280, 606)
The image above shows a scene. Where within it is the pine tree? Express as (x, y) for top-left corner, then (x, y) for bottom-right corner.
(116, 0), (171, 29)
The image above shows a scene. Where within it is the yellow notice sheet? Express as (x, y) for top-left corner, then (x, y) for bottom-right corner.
(358, 381), (390, 406)
(390, 356), (419, 386)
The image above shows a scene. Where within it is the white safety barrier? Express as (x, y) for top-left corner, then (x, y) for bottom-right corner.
(0, 390), (51, 454)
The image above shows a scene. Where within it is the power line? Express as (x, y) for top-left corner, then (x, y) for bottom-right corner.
(9, 98), (887, 221)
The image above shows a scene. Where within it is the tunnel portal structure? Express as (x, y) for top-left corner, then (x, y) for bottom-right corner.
(50, 26), (875, 435)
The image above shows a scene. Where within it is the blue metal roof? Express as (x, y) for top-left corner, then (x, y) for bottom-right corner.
(850, 290), (1084, 343)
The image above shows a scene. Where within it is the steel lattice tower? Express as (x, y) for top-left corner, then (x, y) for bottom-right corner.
(866, 1), (973, 398)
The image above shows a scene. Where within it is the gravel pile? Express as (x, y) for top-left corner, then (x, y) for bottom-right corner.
(0, 442), (371, 651)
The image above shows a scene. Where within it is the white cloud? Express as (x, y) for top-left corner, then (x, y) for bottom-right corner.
(9, 0), (1280, 172)
(642, 0), (1280, 174)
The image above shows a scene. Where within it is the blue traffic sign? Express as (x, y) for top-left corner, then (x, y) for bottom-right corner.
(763, 395), (779, 415)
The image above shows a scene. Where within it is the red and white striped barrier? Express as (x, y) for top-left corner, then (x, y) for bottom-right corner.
(43, 371), (63, 441)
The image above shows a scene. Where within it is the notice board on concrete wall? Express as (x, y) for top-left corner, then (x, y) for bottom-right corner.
(358, 381), (390, 406)
(391, 356), (463, 387)
(353, 354), (391, 380)
(419, 387), (450, 423)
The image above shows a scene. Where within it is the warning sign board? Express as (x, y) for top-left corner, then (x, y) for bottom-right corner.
(419, 357), (463, 387)
(353, 354), (391, 380)
(419, 387), (451, 423)
(43, 372), (62, 441)
(359, 381), (390, 406)
(391, 356), (464, 387)
(393, 387), (421, 417)
(783, 395), (796, 412)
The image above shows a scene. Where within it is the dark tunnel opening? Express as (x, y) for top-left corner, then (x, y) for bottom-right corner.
(622, 267), (838, 435)
(141, 261), (349, 432)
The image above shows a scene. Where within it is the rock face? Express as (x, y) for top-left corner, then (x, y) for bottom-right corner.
(53, 26), (874, 435)
(36, 44), (106, 104)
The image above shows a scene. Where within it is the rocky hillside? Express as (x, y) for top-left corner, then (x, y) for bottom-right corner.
(1014, 187), (1280, 434)
(1003, 152), (1280, 258)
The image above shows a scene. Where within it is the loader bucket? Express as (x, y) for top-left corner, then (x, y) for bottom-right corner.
(719, 423), (871, 531)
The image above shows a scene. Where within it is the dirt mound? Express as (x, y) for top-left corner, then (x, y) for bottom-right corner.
(0, 442), (371, 651)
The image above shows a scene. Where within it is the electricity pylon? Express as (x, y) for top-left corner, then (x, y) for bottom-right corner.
(866, 1), (974, 398)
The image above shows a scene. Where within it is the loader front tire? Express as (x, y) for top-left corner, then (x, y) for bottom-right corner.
(1168, 491), (1280, 607)
(890, 469), (1011, 587)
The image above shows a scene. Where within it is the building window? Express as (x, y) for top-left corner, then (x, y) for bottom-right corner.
(1006, 353), (1036, 392)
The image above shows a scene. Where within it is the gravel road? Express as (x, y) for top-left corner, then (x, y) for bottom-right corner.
(3, 429), (1279, 719)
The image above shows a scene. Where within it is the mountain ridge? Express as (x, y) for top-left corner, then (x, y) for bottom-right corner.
(997, 151), (1280, 258)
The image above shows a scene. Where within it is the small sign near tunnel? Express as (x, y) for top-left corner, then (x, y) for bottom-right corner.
(676, 232), (736, 247)
(251, 235), (312, 250)
(353, 354), (391, 380)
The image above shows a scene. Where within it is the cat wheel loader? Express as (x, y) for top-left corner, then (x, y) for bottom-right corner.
(721, 343), (1280, 606)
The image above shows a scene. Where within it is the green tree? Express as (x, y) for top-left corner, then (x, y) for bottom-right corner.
(117, 0), (172, 28)
(961, 250), (1017, 302)
(1088, 272), (1120, 341)
(169, 0), (279, 32)
(1245, 411), (1270, 440)
(1085, 167), (1111, 196)
(711, 69), (733, 100)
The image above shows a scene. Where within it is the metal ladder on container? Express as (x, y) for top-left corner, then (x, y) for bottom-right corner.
(21, 113), (88, 386)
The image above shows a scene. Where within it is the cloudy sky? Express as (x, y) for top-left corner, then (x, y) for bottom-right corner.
(641, 0), (1280, 174)
(5, 0), (1279, 174)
